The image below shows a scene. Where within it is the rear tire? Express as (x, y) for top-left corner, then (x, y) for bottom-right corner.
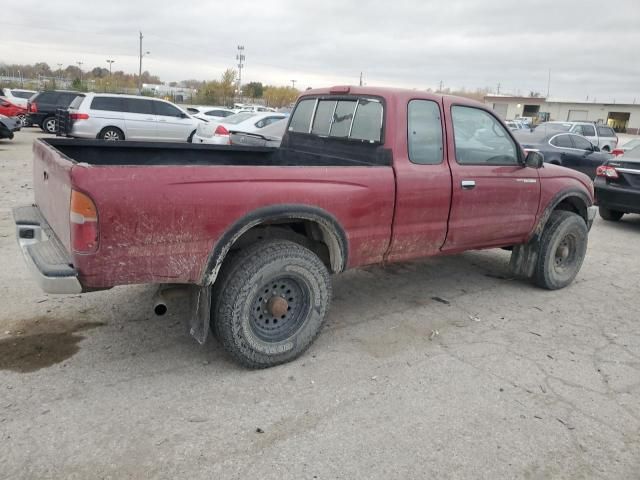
(213, 239), (332, 368)
(42, 116), (57, 134)
(534, 211), (588, 290)
(599, 206), (624, 221)
(99, 127), (124, 141)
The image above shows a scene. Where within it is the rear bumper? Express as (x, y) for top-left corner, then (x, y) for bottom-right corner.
(595, 183), (640, 214)
(12, 205), (82, 294)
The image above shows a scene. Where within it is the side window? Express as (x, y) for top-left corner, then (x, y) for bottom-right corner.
(571, 135), (593, 150)
(350, 99), (383, 142)
(90, 97), (123, 112)
(329, 100), (357, 138)
(407, 100), (443, 165)
(581, 125), (596, 136)
(288, 99), (316, 133)
(154, 101), (182, 117)
(451, 106), (518, 165)
(41, 92), (60, 104)
(124, 98), (154, 115)
(550, 134), (573, 148)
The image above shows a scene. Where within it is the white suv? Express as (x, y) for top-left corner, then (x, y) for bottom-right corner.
(0, 88), (37, 109)
(66, 93), (202, 142)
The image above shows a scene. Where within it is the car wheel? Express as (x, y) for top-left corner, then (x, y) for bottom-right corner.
(213, 239), (332, 368)
(598, 206), (624, 222)
(534, 210), (588, 290)
(42, 117), (57, 134)
(187, 130), (196, 143)
(99, 127), (124, 141)
(17, 114), (28, 127)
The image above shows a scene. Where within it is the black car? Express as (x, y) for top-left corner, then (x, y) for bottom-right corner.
(594, 144), (640, 221)
(514, 129), (611, 179)
(27, 90), (85, 134)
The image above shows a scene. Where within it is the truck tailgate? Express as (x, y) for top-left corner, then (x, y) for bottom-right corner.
(32, 139), (74, 252)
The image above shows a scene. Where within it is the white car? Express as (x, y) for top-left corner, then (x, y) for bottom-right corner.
(185, 106), (236, 122)
(192, 111), (287, 145)
(232, 103), (277, 113)
(66, 93), (203, 142)
(229, 118), (287, 147)
(0, 88), (37, 109)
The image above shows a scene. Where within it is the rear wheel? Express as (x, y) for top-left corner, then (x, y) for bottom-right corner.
(599, 206), (624, 221)
(99, 127), (124, 141)
(17, 114), (28, 127)
(42, 116), (57, 134)
(534, 210), (588, 290)
(213, 239), (332, 368)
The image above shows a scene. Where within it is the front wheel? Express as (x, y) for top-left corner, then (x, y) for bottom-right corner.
(534, 211), (588, 290)
(213, 239), (332, 368)
(599, 206), (623, 222)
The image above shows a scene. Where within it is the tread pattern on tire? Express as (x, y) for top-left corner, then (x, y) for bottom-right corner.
(534, 210), (587, 290)
(213, 239), (331, 368)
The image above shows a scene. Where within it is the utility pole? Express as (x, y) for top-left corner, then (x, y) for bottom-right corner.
(77, 61), (83, 87)
(236, 45), (245, 100)
(138, 32), (150, 94)
(496, 82), (501, 95)
(546, 68), (551, 98)
(106, 59), (115, 76)
(438, 80), (443, 92)
(359, 72), (363, 87)
(291, 79), (297, 89)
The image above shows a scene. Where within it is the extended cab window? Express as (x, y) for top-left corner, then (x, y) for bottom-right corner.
(580, 124), (596, 136)
(597, 126), (615, 137)
(451, 106), (518, 165)
(290, 97), (383, 142)
(408, 100), (443, 165)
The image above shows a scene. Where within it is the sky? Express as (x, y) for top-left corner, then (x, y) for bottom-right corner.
(1, 0), (639, 102)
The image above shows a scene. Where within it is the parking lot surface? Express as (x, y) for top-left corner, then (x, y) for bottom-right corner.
(1, 130), (639, 479)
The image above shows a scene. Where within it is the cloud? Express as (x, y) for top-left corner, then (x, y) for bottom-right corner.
(1, 0), (639, 100)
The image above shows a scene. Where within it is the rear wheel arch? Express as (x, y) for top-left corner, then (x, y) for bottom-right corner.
(202, 205), (348, 286)
(98, 126), (125, 141)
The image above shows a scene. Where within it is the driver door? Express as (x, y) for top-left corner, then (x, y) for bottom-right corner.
(442, 100), (541, 251)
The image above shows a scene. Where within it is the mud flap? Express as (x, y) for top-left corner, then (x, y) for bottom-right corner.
(189, 285), (211, 344)
(509, 235), (541, 279)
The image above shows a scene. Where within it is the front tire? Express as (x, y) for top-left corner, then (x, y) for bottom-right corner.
(42, 116), (57, 134)
(213, 239), (332, 368)
(534, 211), (588, 290)
(599, 206), (624, 222)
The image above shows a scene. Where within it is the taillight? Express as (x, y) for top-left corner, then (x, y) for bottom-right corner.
(214, 125), (229, 136)
(596, 165), (619, 179)
(70, 113), (89, 120)
(29, 102), (38, 113)
(611, 148), (624, 157)
(70, 190), (99, 253)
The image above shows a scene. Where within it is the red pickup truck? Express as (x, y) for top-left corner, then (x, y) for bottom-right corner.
(14, 86), (596, 368)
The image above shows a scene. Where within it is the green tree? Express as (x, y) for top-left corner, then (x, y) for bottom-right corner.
(245, 81), (263, 99)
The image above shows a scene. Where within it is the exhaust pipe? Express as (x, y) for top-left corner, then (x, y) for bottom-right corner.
(152, 286), (190, 316)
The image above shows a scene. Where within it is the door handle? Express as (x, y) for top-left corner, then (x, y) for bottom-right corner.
(461, 180), (476, 190)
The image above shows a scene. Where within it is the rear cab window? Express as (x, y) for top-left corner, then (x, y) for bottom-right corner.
(597, 126), (616, 137)
(288, 96), (383, 143)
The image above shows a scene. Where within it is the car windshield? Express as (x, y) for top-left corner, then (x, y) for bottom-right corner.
(223, 112), (257, 125)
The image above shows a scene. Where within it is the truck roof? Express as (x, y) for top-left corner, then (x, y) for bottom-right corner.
(301, 85), (485, 108)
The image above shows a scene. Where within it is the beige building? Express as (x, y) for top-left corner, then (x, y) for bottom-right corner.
(484, 95), (640, 134)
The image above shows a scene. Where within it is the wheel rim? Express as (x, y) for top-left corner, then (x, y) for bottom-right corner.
(45, 119), (57, 133)
(103, 130), (120, 141)
(18, 114), (27, 126)
(249, 276), (311, 343)
(553, 233), (578, 273)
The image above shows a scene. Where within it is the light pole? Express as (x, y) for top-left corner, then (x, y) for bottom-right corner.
(77, 61), (83, 87)
(57, 63), (63, 81)
(138, 31), (150, 94)
(236, 45), (245, 101)
(291, 79), (297, 89)
(106, 59), (115, 76)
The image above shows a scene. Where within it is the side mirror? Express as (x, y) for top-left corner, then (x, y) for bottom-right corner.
(593, 145), (600, 152)
(525, 150), (544, 169)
